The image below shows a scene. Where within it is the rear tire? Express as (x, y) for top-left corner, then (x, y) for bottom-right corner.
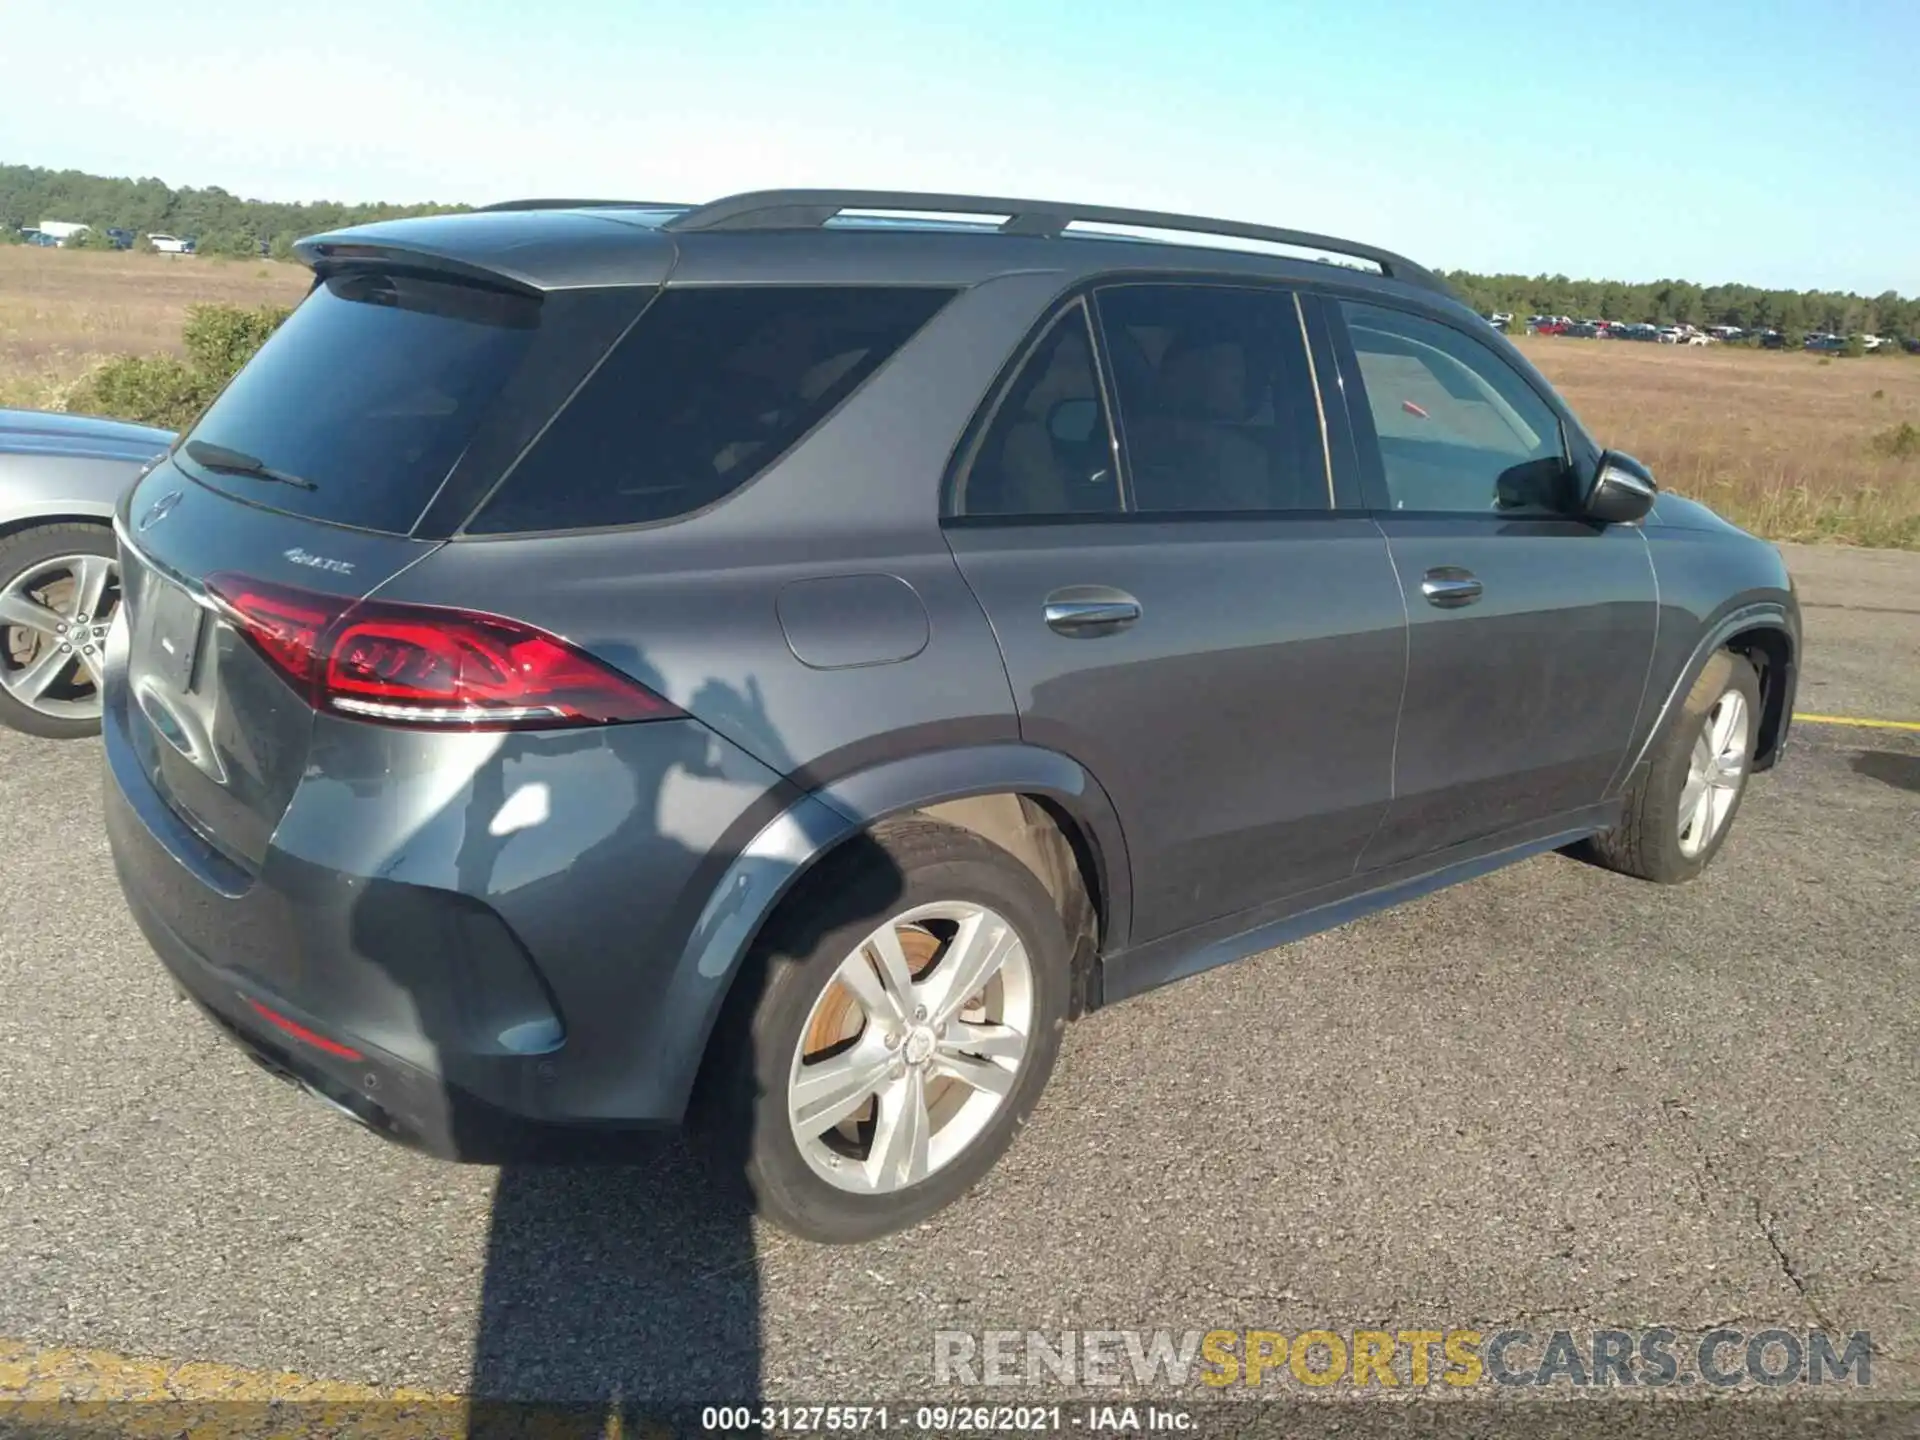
(0, 522), (118, 740)
(696, 818), (1071, 1244)
(1585, 649), (1761, 884)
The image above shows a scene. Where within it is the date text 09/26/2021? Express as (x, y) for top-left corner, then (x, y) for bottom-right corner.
(701, 1406), (1192, 1433)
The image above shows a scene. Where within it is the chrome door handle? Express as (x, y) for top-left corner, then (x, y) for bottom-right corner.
(1420, 567), (1483, 608)
(1044, 587), (1141, 636)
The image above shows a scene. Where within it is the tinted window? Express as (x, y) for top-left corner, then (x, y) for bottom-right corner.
(954, 304), (1121, 519)
(182, 271), (540, 534)
(1099, 284), (1328, 513)
(1340, 301), (1569, 514)
(470, 286), (953, 533)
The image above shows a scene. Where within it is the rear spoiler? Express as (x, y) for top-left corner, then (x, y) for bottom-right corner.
(293, 211), (679, 294)
(293, 237), (547, 296)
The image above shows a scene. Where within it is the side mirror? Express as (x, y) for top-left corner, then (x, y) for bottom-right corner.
(1584, 451), (1658, 525)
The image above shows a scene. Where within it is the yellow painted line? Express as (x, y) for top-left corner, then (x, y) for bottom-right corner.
(0, 1335), (449, 1403)
(0, 1337), (678, 1436)
(1794, 713), (1920, 733)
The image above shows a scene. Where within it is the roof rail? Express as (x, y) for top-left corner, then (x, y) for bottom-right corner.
(662, 189), (1450, 295)
(474, 198), (693, 213)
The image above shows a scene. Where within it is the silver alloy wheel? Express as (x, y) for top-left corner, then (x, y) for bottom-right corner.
(0, 553), (118, 724)
(788, 901), (1034, 1195)
(1677, 688), (1750, 858)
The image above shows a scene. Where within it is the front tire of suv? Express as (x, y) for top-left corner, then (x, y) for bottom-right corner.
(1585, 648), (1762, 884)
(698, 818), (1071, 1244)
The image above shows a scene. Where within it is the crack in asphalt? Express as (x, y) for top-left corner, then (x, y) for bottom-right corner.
(1655, 1096), (1842, 1331)
(1751, 1196), (1838, 1333)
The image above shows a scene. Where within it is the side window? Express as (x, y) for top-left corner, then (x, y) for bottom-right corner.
(1339, 300), (1569, 515)
(955, 304), (1121, 519)
(470, 286), (953, 533)
(1097, 284), (1328, 514)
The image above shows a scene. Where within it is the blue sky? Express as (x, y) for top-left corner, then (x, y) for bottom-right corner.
(4, 0), (1915, 293)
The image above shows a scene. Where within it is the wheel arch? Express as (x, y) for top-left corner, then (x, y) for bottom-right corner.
(1621, 601), (1799, 785)
(660, 743), (1132, 1118)
(1722, 622), (1796, 771)
(813, 744), (1130, 955)
(0, 509), (116, 545)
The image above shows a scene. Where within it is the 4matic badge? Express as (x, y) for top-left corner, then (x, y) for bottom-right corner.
(283, 547), (355, 575)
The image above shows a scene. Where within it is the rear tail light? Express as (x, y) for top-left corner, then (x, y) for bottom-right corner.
(205, 573), (679, 731)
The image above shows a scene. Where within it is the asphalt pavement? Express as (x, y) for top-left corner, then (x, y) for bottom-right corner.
(0, 541), (1915, 1415)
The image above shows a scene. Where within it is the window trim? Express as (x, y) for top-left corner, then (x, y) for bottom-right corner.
(1320, 294), (1585, 522)
(1289, 292), (1337, 509)
(942, 274), (1344, 526)
(941, 296), (1124, 524)
(1294, 291), (1373, 513)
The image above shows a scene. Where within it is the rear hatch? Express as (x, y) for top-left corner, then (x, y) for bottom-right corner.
(114, 244), (661, 870)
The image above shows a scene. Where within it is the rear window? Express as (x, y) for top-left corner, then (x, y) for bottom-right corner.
(467, 285), (954, 534)
(181, 271), (540, 534)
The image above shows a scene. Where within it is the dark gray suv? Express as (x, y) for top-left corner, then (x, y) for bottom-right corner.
(103, 191), (1799, 1242)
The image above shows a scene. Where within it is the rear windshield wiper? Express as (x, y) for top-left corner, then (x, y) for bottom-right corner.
(183, 439), (319, 491)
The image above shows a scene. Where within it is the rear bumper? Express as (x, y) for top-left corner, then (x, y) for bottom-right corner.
(101, 653), (802, 1157)
(116, 853), (650, 1162)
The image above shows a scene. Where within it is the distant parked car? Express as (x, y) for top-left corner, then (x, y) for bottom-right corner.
(146, 234), (194, 254)
(106, 228), (135, 250)
(20, 229), (59, 248)
(1902, 337), (1920, 355)
(0, 409), (174, 738)
(1563, 322), (1600, 339)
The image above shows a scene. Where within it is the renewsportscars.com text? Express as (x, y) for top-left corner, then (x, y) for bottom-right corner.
(934, 1327), (1872, 1390)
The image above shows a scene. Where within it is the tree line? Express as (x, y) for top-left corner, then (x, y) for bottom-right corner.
(4, 162), (1916, 336)
(0, 162), (466, 259)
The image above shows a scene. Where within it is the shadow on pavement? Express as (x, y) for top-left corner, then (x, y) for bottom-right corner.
(329, 647), (905, 1434)
(1850, 748), (1920, 794)
(466, 1145), (762, 1433)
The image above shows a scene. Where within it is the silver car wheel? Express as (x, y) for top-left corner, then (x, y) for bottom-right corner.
(0, 552), (118, 724)
(1677, 688), (1750, 858)
(788, 900), (1034, 1196)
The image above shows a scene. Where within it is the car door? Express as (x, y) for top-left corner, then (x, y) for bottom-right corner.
(943, 282), (1407, 945)
(1325, 297), (1659, 868)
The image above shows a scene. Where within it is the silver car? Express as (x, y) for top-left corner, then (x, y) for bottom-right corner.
(1, 409), (174, 738)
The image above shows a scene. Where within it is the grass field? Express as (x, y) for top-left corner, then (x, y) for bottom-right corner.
(0, 246), (307, 411)
(2, 246), (1916, 546)
(1521, 336), (1920, 548)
